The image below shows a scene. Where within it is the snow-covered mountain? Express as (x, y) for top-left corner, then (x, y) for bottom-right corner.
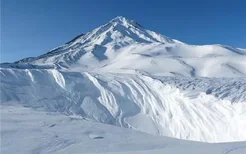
(5, 16), (246, 77)
(1, 16), (246, 154)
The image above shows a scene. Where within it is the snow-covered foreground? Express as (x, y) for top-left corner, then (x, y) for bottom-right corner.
(1, 105), (246, 154)
(1, 69), (246, 143)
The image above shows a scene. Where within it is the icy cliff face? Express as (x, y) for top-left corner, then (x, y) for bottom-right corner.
(1, 16), (246, 143)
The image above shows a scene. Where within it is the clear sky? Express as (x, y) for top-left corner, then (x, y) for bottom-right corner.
(1, 0), (246, 62)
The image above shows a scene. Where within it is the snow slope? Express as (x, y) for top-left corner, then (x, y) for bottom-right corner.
(1, 69), (246, 143)
(2, 105), (246, 154)
(1, 16), (246, 154)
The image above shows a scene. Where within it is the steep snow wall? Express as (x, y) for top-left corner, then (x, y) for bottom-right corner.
(1, 68), (246, 143)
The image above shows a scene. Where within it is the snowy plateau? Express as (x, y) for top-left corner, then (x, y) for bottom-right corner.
(1, 16), (246, 154)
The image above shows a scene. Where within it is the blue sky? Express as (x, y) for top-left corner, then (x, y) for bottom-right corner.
(1, 0), (246, 62)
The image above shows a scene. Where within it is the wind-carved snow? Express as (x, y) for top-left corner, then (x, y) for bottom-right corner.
(1, 69), (246, 143)
(25, 69), (35, 82)
(48, 69), (66, 89)
(85, 72), (119, 117)
(1, 16), (246, 153)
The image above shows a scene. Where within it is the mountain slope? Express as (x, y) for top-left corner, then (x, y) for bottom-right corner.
(5, 16), (245, 77)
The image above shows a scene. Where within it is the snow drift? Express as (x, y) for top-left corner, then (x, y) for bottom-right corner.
(3, 106), (246, 154)
(1, 68), (246, 143)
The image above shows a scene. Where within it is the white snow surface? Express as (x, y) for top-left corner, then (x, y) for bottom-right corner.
(1, 105), (246, 154)
(1, 16), (246, 153)
(1, 69), (246, 143)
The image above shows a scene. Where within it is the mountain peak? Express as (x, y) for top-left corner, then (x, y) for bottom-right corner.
(14, 16), (176, 64)
(109, 16), (143, 28)
(110, 16), (127, 22)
